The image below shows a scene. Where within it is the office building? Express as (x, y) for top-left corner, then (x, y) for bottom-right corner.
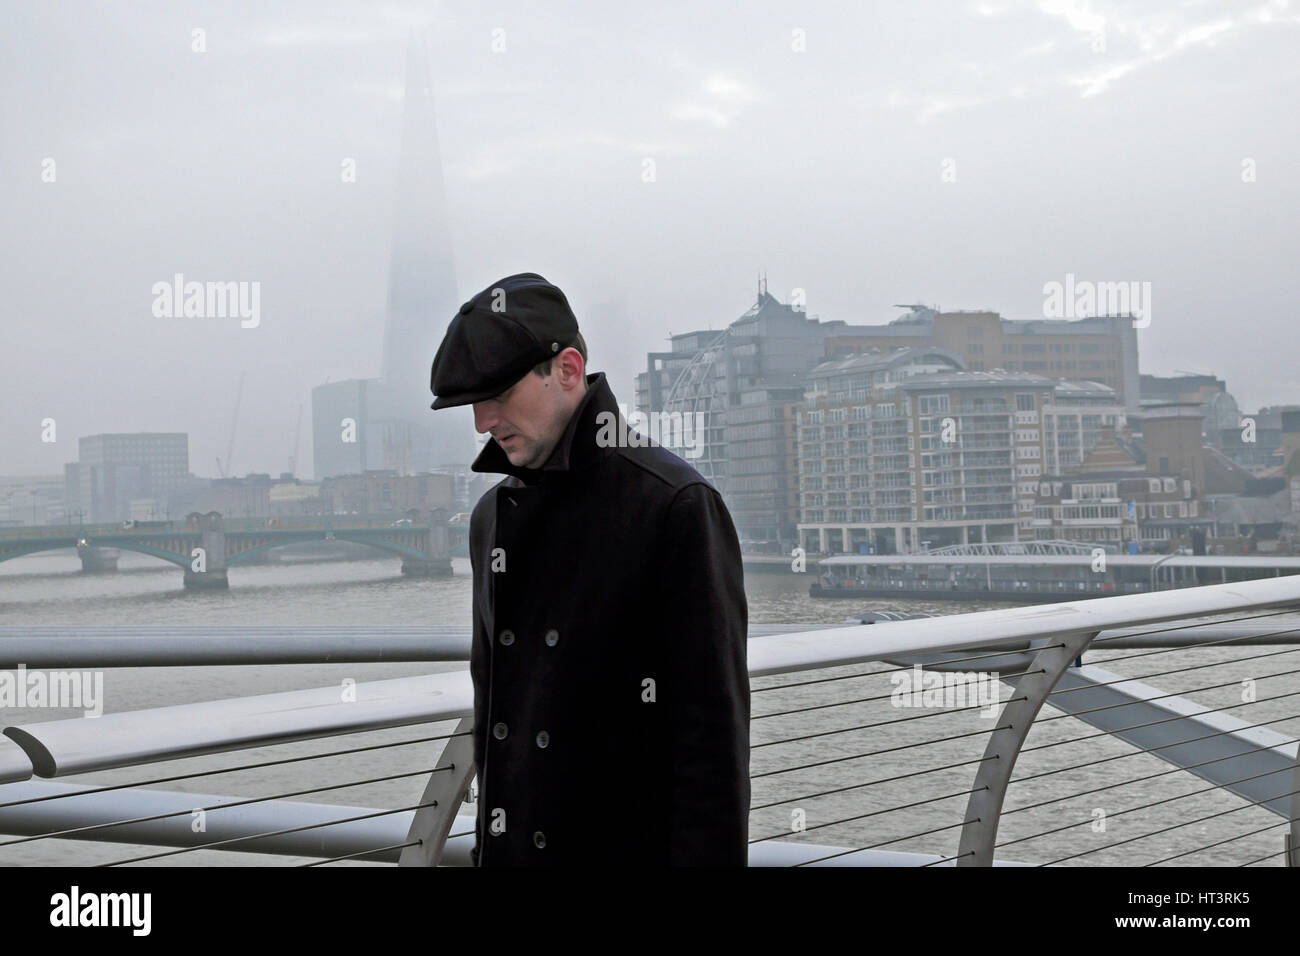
(65, 433), (189, 523)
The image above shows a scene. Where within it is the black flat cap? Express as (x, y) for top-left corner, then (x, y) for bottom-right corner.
(429, 272), (579, 409)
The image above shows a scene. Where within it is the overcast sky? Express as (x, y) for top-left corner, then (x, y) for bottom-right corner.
(2, 0), (1297, 479)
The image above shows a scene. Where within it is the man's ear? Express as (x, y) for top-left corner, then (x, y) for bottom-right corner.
(557, 346), (585, 387)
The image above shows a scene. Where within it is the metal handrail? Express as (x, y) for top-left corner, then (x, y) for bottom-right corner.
(3, 576), (1300, 865)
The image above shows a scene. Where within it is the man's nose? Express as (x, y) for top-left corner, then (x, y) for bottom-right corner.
(472, 402), (497, 434)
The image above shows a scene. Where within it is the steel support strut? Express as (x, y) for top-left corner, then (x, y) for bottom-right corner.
(957, 631), (1098, 866)
(1288, 744), (1300, 867)
(398, 717), (475, 866)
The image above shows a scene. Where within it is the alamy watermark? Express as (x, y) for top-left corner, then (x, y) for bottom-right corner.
(0, 664), (103, 717)
(596, 404), (706, 459)
(890, 664), (1001, 718)
(151, 273), (261, 328)
(50, 886), (150, 935)
(1042, 272), (1151, 328)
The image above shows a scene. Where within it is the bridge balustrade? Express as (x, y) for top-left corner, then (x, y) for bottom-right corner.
(0, 578), (1298, 866)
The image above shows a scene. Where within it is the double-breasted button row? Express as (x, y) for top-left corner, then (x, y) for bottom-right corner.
(487, 625), (555, 856)
(490, 722), (551, 745)
(498, 628), (559, 646)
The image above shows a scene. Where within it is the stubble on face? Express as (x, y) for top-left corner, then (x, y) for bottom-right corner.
(489, 375), (566, 469)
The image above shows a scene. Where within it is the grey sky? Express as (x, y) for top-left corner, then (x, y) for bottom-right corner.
(2, 0), (1297, 478)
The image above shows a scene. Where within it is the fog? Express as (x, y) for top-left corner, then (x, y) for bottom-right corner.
(2, 0), (1297, 477)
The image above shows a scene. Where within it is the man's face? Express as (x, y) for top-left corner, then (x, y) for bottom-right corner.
(471, 367), (571, 469)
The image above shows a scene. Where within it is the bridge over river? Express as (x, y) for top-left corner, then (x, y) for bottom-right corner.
(0, 513), (460, 589)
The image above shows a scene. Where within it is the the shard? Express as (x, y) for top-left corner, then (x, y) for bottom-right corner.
(381, 31), (458, 401)
(313, 33), (475, 481)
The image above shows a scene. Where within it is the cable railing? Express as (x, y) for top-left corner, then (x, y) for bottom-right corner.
(1, 576), (1298, 865)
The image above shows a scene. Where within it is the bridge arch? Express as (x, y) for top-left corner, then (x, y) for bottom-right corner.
(0, 542), (191, 569)
(225, 534), (428, 566)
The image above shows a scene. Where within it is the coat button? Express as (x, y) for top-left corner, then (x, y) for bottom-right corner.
(533, 830), (546, 848)
(536, 730), (549, 748)
(499, 629), (515, 646)
(544, 629), (559, 646)
(493, 722), (508, 740)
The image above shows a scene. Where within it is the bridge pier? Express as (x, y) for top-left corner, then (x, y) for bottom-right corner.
(400, 558), (451, 577)
(183, 512), (229, 590)
(183, 568), (230, 589)
(77, 545), (119, 573)
(400, 509), (453, 578)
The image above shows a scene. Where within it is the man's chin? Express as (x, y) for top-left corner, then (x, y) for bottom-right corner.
(504, 448), (536, 469)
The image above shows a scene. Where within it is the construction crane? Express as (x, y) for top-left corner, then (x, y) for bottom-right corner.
(216, 370), (246, 479)
(287, 403), (303, 477)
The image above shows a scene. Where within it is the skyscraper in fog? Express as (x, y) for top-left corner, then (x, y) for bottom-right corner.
(312, 33), (472, 481)
(381, 32), (459, 407)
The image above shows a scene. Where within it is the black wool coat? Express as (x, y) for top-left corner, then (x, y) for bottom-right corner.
(466, 371), (750, 866)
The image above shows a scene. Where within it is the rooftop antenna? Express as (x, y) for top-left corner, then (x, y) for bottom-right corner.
(216, 369), (246, 479)
(287, 403), (303, 477)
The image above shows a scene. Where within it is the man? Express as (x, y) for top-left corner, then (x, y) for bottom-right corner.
(429, 272), (750, 866)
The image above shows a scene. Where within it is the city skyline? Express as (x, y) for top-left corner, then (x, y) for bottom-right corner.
(3, 1), (1297, 478)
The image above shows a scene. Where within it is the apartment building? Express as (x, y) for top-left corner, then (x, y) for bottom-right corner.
(797, 350), (1124, 554)
(823, 306), (1140, 412)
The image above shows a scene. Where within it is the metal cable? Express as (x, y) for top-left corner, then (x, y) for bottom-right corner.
(750, 754), (998, 809)
(0, 729), (472, 811)
(787, 815), (982, 867)
(753, 703), (1023, 750)
(748, 784), (984, 845)
(752, 724), (1011, 783)
(1006, 765), (1300, 856)
(1238, 842), (1297, 867)
(752, 705), (1298, 839)
(0, 766), (450, 848)
(750, 637), (1299, 796)
(101, 801), (438, 866)
(1020, 669), (1300, 750)
(997, 718), (1300, 818)
(1044, 643), (1300, 705)
(300, 839), (421, 866)
(1144, 818), (1293, 867)
(1015, 694), (1300, 769)
(752, 665), (899, 694)
(752, 668), (1040, 721)
(1034, 783), (1300, 866)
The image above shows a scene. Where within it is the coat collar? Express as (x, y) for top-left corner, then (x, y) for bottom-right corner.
(470, 371), (621, 485)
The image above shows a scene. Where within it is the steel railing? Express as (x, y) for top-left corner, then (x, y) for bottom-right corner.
(1, 576), (1298, 865)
